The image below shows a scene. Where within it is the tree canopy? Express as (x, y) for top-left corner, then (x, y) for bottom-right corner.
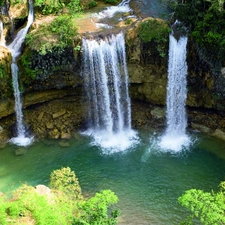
(178, 181), (225, 224)
(0, 167), (120, 225)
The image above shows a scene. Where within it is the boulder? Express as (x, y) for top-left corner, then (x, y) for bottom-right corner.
(35, 184), (51, 195)
(52, 109), (67, 119)
(15, 147), (28, 156)
(59, 140), (70, 147)
(61, 132), (71, 140)
(211, 129), (225, 141)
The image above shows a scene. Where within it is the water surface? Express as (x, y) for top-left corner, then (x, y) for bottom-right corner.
(0, 130), (225, 224)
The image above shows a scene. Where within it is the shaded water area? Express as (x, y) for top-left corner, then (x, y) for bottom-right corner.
(1, 130), (225, 224)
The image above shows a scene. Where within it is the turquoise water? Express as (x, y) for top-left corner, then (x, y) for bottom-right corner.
(0, 130), (225, 224)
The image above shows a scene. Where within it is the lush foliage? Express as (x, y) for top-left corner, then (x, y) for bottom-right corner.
(19, 50), (36, 84)
(178, 181), (225, 224)
(9, 0), (81, 15)
(174, 0), (225, 73)
(0, 63), (13, 99)
(138, 19), (171, 57)
(34, 0), (81, 15)
(26, 15), (78, 55)
(0, 63), (6, 79)
(104, 0), (118, 5)
(88, 0), (97, 8)
(49, 167), (82, 200)
(0, 0), (4, 6)
(0, 167), (120, 224)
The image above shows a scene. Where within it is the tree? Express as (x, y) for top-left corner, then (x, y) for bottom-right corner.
(178, 181), (225, 224)
(0, 167), (120, 225)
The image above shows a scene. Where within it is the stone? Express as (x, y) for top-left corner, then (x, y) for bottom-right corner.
(151, 107), (165, 119)
(59, 140), (70, 147)
(46, 122), (54, 129)
(48, 129), (60, 139)
(35, 184), (51, 195)
(211, 129), (225, 141)
(37, 112), (45, 122)
(52, 109), (67, 119)
(0, 143), (6, 149)
(15, 148), (28, 156)
(61, 132), (71, 139)
(191, 123), (211, 134)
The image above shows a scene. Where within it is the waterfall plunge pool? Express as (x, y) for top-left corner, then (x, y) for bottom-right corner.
(1, 130), (225, 224)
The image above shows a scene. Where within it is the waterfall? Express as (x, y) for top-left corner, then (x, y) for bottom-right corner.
(82, 32), (138, 152)
(0, 20), (5, 46)
(159, 33), (190, 152)
(93, 0), (131, 21)
(7, 0), (34, 146)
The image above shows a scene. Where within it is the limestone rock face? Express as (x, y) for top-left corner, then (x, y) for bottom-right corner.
(126, 19), (168, 105)
(0, 46), (11, 75)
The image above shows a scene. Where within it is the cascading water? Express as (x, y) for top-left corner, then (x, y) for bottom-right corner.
(92, 0), (133, 29)
(7, 0), (34, 146)
(0, 20), (5, 46)
(159, 31), (190, 152)
(82, 32), (138, 152)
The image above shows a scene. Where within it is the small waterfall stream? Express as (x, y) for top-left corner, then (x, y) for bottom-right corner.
(0, 20), (5, 46)
(82, 33), (138, 152)
(159, 32), (190, 152)
(7, 0), (34, 146)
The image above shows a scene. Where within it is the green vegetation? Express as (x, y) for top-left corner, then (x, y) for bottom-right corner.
(0, 63), (6, 79)
(0, 167), (120, 225)
(0, 0), (4, 6)
(26, 15), (78, 55)
(10, 0), (81, 15)
(104, 0), (118, 5)
(138, 19), (171, 57)
(174, 0), (225, 74)
(0, 63), (13, 99)
(178, 181), (225, 224)
(19, 50), (37, 84)
(88, 0), (97, 8)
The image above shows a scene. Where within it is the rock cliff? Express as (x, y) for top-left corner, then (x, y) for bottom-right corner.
(1, 2), (225, 142)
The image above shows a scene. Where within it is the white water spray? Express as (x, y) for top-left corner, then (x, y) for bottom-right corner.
(159, 33), (190, 152)
(7, 0), (34, 146)
(95, 0), (131, 19)
(82, 33), (138, 152)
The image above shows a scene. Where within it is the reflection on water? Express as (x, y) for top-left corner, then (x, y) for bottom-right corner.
(0, 130), (225, 224)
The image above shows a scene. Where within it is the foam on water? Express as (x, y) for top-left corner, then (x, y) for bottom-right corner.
(83, 129), (139, 153)
(159, 133), (191, 153)
(10, 135), (34, 147)
(92, 0), (131, 20)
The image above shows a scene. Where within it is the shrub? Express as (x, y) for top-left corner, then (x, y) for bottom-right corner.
(104, 0), (118, 5)
(174, 0), (225, 75)
(178, 181), (225, 224)
(34, 0), (81, 15)
(138, 19), (171, 57)
(49, 167), (82, 200)
(0, 167), (120, 224)
(88, 0), (97, 8)
(26, 15), (78, 55)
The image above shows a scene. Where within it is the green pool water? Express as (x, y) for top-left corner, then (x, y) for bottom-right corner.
(0, 130), (225, 224)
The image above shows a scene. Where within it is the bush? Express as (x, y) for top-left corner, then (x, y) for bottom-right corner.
(174, 0), (225, 74)
(178, 181), (225, 224)
(104, 0), (118, 5)
(49, 167), (82, 200)
(138, 19), (171, 57)
(34, 0), (81, 15)
(0, 167), (120, 225)
(88, 0), (97, 8)
(26, 15), (78, 55)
